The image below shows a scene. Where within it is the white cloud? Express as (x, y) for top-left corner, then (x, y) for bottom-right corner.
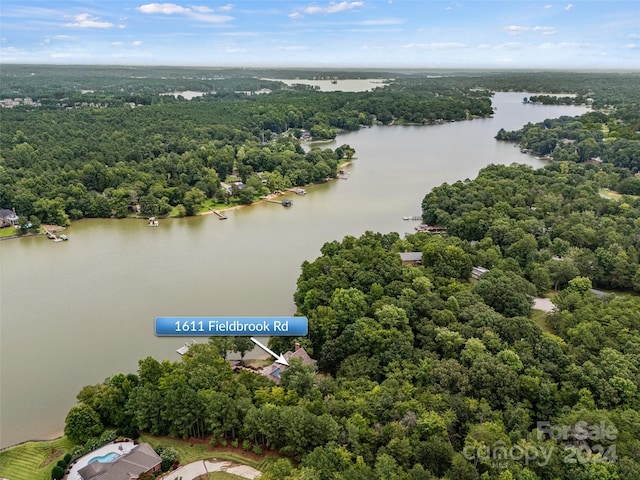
(622, 43), (638, 49)
(477, 44), (491, 50)
(137, 3), (233, 23)
(293, 1), (363, 17)
(504, 25), (528, 36)
(628, 34), (640, 40)
(533, 26), (557, 35)
(64, 13), (114, 28)
(219, 4), (234, 11)
(565, 3), (574, 11)
(112, 41), (123, 46)
(544, 4), (553, 8)
(137, 3), (190, 14)
(132, 41), (143, 46)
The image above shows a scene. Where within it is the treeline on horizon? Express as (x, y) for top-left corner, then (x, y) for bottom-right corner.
(60, 163), (640, 479)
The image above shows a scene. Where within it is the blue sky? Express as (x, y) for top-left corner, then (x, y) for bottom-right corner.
(1, 1), (638, 68)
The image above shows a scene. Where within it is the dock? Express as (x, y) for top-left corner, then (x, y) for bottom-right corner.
(261, 197), (293, 207)
(44, 226), (68, 241)
(208, 207), (227, 220)
(286, 188), (307, 195)
(403, 215), (422, 221)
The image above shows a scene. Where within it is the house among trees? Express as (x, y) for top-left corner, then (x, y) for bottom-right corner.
(77, 443), (161, 480)
(399, 252), (423, 266)
(0, 209), (19, 227)
(261, 343), (316, 384)
(471, 266), (489, 279)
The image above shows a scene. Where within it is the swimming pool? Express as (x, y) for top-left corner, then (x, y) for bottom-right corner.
(88, 452), (120, 463)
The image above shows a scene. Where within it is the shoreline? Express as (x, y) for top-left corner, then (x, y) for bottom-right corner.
(1, 160), (356, 241)
(0, 430), (64, 453)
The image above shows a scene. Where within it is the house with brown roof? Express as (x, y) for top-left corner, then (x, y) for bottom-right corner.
(77, 443), (161, 480)
(261, 343), (316, 384)
(399, 252), (423, 266)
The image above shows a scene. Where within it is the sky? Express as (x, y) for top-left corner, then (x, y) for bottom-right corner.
(1, 1), (639, 69)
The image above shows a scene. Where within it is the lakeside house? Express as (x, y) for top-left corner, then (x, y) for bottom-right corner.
(414, 224), (446, 234)
(471, 266), (489, 280)
(0, 209), (19, 227)
(399, 252), (423, 266)
(261, 343), (316, 384)
(75, 443), (161, 480)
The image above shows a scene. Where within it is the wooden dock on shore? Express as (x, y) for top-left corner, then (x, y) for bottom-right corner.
(208, 207), (227, 220)
(44, 226), (68, 242)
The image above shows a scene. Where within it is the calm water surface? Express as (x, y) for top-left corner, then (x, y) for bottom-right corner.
(0, 92), (587, 447)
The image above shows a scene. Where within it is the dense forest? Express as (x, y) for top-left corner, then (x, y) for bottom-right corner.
(421, 163), (640, 293)
(496, 110), (640, 174)
(59, 163), (640, 479)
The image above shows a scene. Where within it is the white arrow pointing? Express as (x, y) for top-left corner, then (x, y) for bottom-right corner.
(250, 337), (289, 366)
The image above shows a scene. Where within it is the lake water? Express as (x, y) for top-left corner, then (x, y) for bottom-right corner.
(0, 93), (588, 448)
(262, 78), (390, 92)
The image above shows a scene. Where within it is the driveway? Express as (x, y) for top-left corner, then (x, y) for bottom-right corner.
(533, 297), (556, 314)
(160, 459), (261, 479)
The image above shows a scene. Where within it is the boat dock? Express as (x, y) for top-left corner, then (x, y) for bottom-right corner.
(403, 215), (422, 221)
(261, 197), (293, 207)
(44, 227), (68, 242)
(208, 207), (227, 220)
(286, 188), (307, 195)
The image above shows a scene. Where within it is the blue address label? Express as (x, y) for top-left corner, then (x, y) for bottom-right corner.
(155, 316), (308, 336)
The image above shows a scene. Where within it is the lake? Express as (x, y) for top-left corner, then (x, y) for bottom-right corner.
(0, 93), (588, 448)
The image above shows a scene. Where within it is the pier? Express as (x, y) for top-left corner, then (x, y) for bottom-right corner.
(261, 197), (293, 207)
(208, 208), (227, 220)
(44, 226), (68, 242)
(403, 215), (422, 221)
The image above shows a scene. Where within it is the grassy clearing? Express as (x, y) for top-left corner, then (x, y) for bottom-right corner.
(0, 437), (74, 480)
(139, 435), (276, 471)
(531, 309), (554, 334)
(0, 227), (20, 238)
(599, 188), (640, 201)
